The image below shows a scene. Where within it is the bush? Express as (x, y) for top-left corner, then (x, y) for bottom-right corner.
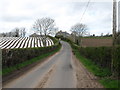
(79, 47), (112, 69)
(2, 43), (61, 69)
(48, 35), (58, 44)
(113, 46), (120, 76)
(63, 37), (120, 77)
(72, 43), (119, 77)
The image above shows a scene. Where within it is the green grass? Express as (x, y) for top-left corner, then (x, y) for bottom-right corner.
(2, 45), (61, 76)
(99, 78), (119, 88)
(73, 49), (119, 88)
(74, 50), (112, 77)
(62, 39), (119, 88)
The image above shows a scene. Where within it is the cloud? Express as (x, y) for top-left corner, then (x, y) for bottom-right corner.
(1, 15), (32, 22)
(0, 0), (113, 36)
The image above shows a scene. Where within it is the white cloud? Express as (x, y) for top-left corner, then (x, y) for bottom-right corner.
(0, 0), (113, 36)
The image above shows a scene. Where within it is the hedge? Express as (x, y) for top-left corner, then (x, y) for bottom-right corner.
(2, 43), (61, 69)
(61, 37), (120, 77)
(79, 47), (112, 69)
(113, 46), (120, 75)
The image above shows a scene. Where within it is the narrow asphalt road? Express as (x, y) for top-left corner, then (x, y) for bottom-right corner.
(3, 41), (76, 88)
(3, 41), (103, 88)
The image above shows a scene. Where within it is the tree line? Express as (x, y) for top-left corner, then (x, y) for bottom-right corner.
(0, 27), (26, 37)
(1, 16), (119, 46)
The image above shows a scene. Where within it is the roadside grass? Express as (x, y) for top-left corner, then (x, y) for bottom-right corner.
(74, 50), (112, 77)
(2, 45), (61, 76)
(61, 39), (119, 88)
(73, 49), (119, 88)
(99, 78), (119, 88)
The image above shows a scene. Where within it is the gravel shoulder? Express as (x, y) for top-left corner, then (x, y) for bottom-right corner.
(72, 52), (104, 88)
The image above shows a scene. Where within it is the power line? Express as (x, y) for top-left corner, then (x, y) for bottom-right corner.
(80, 0), (91, 23)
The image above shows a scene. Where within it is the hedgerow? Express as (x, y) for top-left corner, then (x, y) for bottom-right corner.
(2, 42), (61, 69)
(61, 37), (120, 77)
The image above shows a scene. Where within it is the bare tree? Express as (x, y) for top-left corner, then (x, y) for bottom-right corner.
(33, 17), (57, 36)
(12, 27), (26, 37)
(0, 27), (26, 37)
(50, 27), (58, 36)
(70, 23), (87, 45)
(33, 17), (58, 46)
(14, 28), (20, 37)
(20, 28), (26, 37)
(33, 19), (43, 36)
(22, 28), (26, 37)
(71, 31), (78, 43)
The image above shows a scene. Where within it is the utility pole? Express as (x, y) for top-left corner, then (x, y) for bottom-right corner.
(111, 0), (117, 75)
(0, 48), (2, 89)
(118, 1), (120, 32)
(118, 2), (120, 44)
(113, 0), (117, 46)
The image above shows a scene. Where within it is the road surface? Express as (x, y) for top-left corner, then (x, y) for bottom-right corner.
(3, 41), (103, 88)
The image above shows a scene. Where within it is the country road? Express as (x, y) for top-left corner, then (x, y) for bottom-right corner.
(3, 41), (103, 88)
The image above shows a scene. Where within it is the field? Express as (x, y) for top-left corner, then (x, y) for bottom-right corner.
(0, 37), (54, 49)
(1, 37), (60, 75)
(81, 38), (113, 47)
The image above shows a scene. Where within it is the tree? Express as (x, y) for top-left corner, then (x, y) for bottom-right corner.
(33, 17), (58, 46)
(12, 27), (26, 37)
(14, 28), (20, 37)
(33, 17), (57, 36)
(93, 34), (95, 37)
(101, 33), (103, 37)
(71, 31), (78, 43)
(0, 27), (26, 37)
(20, 28), (26, 37)
(70, 23), (87, 45)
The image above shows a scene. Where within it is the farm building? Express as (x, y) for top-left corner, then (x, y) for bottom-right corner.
(29, 33), (40, 37)
(56, 30), (70, 38)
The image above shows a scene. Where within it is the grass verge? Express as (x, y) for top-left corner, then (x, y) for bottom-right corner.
(99, 78), (119, 88)
(74, 50), (112, 77)
(59, 38), (119, 88)
(72, 49), (119, 88)
(2, 45), (61, 76)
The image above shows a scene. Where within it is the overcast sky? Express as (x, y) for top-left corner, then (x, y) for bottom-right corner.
(0, 0), (119, 36)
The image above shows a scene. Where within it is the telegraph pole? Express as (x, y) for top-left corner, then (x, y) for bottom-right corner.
(111, 0), (117, 75)
(118, 2), (120, 44)
(113, 0), (117, 46)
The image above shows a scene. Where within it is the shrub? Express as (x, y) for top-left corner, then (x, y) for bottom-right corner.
(2, 43), (61, 69)
(57, 37), (120, 76)
(79, 47), (112, 69)
(113, 46), (120, 76)
(48, 35), (58, 44)
(73, 44), (119, 77)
